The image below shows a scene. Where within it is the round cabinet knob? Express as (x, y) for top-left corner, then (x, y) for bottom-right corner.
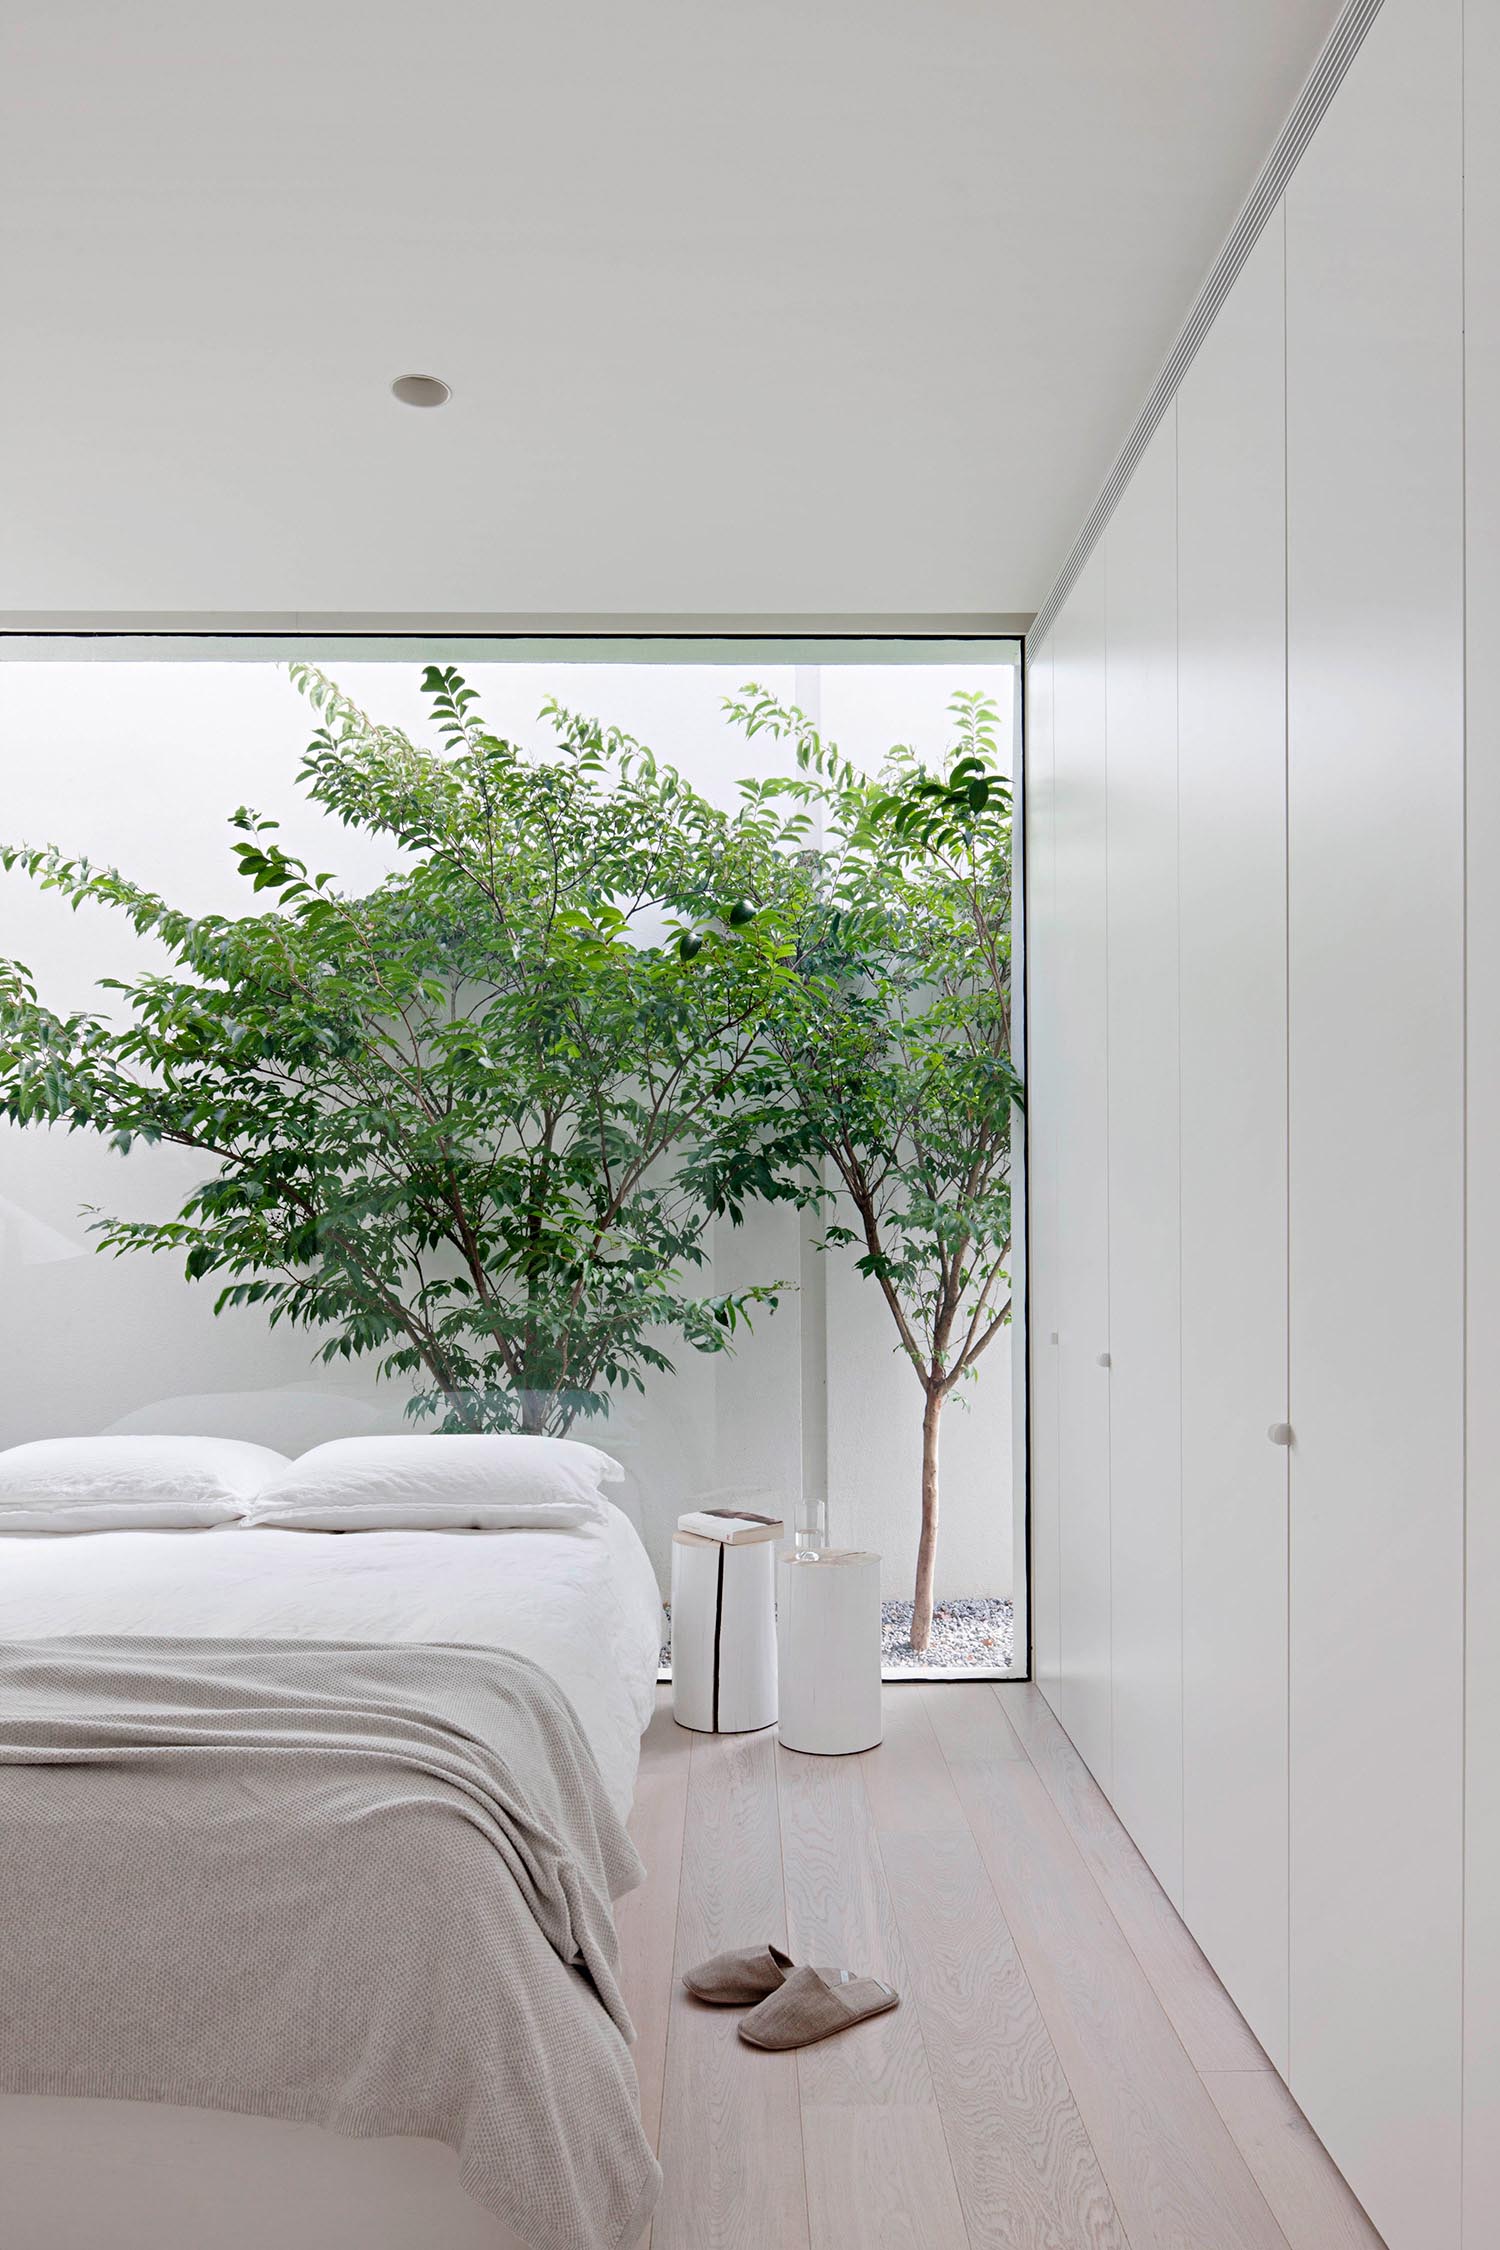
(1097, 1351), (1112, 1369)
(1268, 1422), (1293, 1447)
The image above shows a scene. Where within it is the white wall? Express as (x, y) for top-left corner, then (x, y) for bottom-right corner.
(1025, 0), (1487, 2238)
(1023, 640), (1062, 1698)
(1103, 409), (1183, 1907)
(1282, 6), (1465, 2225)
(1049, 550), (1113, 1782)
(0, 656), (1014, 1606)
(1175, 207), (1291, 2073)
(1463, 0), (1500, 2226)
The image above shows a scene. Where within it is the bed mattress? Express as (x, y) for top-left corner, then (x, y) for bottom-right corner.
(0, 1506), (664, 1816)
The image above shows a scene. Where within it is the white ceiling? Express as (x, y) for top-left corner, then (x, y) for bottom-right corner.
(1, 0), (1343, 625)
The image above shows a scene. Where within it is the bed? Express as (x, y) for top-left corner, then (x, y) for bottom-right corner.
(0, 1504), (666, 2250)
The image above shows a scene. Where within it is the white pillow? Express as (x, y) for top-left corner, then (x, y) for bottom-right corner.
(0, 1435), (292, 1532)
(240, 1433), (623, 1531)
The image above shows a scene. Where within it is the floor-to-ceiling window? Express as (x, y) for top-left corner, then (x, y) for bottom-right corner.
(0, 635), (1024, 1675)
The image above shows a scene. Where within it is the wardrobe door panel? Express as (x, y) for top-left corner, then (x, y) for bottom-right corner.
(1049, 548), (1112, 1788)
(1024, 642), (1062, 1701)
(1176, 210), (1290, 2074)
(1285, 1), (1465, 2240)
(1464, 0), (1500, 2232)
(1102, 411), (1182, 1903)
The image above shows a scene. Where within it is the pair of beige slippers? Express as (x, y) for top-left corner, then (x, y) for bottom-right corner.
(681, 1942), (900, 2050)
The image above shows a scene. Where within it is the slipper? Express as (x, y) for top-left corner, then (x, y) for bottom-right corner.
(737, 1964), (900, 2050)
(681, 1943), (796, 2005)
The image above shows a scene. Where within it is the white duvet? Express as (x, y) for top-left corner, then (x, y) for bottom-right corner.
(0, 1507), (664, 1815)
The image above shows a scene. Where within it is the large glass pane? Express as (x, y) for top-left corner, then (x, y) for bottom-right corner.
(0, 643), (1020, 1673)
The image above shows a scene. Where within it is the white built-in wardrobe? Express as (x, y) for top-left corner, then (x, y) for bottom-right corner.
(1025, 2), (1498, 2244)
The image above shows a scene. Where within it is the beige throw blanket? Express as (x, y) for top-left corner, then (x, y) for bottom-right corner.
(0, 1636), (662, 2250)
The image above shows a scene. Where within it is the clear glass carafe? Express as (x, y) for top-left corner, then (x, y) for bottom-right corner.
(792, 1494), (829, 1562)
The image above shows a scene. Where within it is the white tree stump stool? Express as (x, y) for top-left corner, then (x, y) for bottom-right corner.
(671, 1530), (779, 1734)
(776, 1551), (883, 1755)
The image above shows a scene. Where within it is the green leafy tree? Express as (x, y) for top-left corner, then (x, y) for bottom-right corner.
(723, 686), (1020, 1654)
(0, 665), (798, 1434)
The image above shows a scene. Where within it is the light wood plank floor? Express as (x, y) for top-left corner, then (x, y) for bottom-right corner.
(629, 1683), (1386, 2250)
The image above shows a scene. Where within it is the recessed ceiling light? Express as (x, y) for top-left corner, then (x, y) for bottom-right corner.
(391, 374), (451, 408)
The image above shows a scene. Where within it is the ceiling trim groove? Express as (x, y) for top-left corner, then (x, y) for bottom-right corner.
(0, 610), (1032, 646)
(1027, 0), (1385, 655)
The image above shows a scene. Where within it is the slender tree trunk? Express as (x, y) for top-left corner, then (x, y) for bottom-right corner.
(910, 1386), (943, 1653)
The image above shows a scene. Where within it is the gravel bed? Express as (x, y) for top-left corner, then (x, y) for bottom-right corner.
(659, 1595), (1014, 1676)
(881, 1597), (1014, 1671)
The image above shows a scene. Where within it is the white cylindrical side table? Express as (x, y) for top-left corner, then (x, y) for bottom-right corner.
(776, 1550), (882, 1755)
(671, 1530), (779, 1734)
